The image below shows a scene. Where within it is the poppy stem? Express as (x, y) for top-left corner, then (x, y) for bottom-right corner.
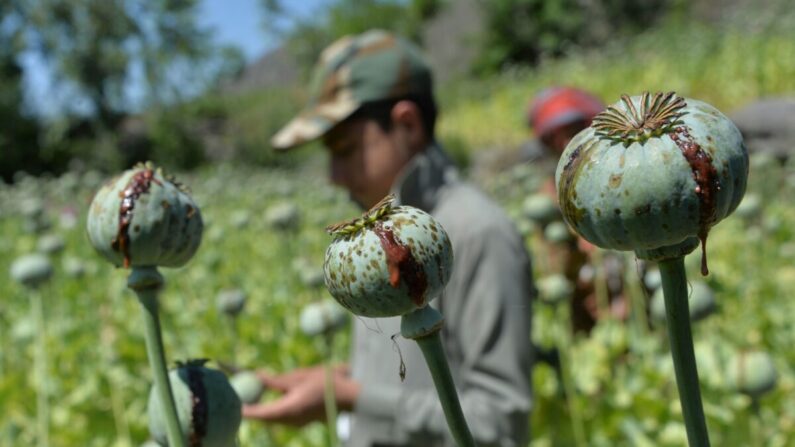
(659, 257), (710, 447)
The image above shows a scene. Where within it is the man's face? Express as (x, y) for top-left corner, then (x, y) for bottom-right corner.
(322, 117), (413, 209)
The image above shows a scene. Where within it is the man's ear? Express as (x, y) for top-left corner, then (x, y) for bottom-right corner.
(391, 100), (426, 149)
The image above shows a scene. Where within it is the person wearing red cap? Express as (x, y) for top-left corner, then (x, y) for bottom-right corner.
(528, 86), (605, 157)
(524, 87), (631, 332)
(515, 86), (605, 200)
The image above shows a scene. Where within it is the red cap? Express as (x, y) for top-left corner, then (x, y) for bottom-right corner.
(528, 87), (605, 137)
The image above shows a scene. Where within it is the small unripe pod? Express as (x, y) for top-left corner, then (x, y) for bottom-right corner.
(299, 300), (349, 336)
(37, 233), (65, 255)
(10, 254), (53, 288)
(323, 195), (453, 318)
(536, 274), (574, 304)
(87, 163), (203, 268)
(147, 360), (241, 447)
(216, 289), (246, 317)
(543, 221), (575, 244)
(726, 350), (777, 399)
(264, 202), (300, 231)
(229, 371), (265, 404)
(650, 281), (716, 324)
(522, 193), (560, 226)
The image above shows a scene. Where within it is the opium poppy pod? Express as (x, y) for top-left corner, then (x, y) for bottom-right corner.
(87, 163), (203, 269)
(323, 195), (453, 318)
(147, 360), (242, 447)
(555, 92), (748, 273)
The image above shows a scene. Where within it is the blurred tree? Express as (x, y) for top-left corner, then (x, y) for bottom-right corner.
(0, 2), (43, 182)
(260, 0), (442, 74)
(474, 0), (670, 72)
(0, 0), (244, 175)
(11, 0), (239, 129)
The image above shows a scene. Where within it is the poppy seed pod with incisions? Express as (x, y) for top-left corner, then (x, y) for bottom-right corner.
(87, 163), (203, 269)
(323, 195), (453, 318)
(556, 92), (748, 273)
(147, 360), (241, 447)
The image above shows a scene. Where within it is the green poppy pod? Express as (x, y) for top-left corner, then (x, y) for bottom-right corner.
(650, 281), (716, 324)
(86, 163), (203, 269)
(544, 220), (575, 244)
(147, 360), (241, 447)
(215, 289), (246, 317)
(522, 193), (560, 226)
(727, 350), (777, 399)
(229, 371), (265, 405)
(10, 254), (53, 288)
(299, 300), (349, 337)
(536, 274), (574, 304)
(556, 92), (748, 272)
(323, 195), (453, 318)
(36, 233), (65, 255)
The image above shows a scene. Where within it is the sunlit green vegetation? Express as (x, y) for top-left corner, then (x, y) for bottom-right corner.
(2, 13), (795, 447)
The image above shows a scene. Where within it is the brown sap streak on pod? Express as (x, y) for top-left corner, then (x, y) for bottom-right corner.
(373, 222), (428, 307)
(670, 126), (720, 275)
(186, 365), (208, 447)
(111, 169), (161, 268)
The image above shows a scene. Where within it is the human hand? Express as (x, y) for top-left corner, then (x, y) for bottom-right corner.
(242, 364), (360, 426)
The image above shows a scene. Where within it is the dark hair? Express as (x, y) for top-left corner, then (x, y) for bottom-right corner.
(349, 94), (438, 139)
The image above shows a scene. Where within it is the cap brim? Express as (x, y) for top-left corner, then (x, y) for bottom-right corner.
(271, 99), (360, 150)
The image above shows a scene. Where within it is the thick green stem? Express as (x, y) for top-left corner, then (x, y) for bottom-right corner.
(402, 306), (475, 447)
(556, 302), (587, 447)
(32, 289), (49, 447)
(659, 257), (710, 447)
(322, 334), (338, 447)
(129, 267), (185, 447)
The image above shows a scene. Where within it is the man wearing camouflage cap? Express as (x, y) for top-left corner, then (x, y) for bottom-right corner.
(245, 29), (534, 447)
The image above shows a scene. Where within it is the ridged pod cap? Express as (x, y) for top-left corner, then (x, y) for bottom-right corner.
(147, 360), (241, 447)
(323, 195), (453, 318)
(556, 92), (748, 272)
(87, 163), (203, 268)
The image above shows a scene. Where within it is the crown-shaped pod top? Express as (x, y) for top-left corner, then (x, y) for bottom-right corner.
(323, 195), (454, 318)
(87, 163), (203, 269)
(555, 92), (748, 273)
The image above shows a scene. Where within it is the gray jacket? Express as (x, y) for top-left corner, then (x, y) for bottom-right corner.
(347, 143), (535, 447)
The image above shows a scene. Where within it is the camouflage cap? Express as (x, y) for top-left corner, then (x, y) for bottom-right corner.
(271, 29), (433, 150)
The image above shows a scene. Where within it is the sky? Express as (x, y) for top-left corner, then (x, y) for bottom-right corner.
(198, 0), (328, 62)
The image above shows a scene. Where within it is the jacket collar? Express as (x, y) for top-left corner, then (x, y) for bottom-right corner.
(391, 141), (459, 212)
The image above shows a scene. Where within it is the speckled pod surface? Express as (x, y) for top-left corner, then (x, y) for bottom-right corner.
(148, 362), (241, 447)
(555, 93), (748, 263)
(87, 165), (203, 268)
(324, 201), (453, 318)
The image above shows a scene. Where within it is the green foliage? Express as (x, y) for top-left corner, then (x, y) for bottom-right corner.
(262, 0), (442, 74)
(474, 0), (668, 72)
(441, 18), (795, 151)
(146, 108), (207, 171)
